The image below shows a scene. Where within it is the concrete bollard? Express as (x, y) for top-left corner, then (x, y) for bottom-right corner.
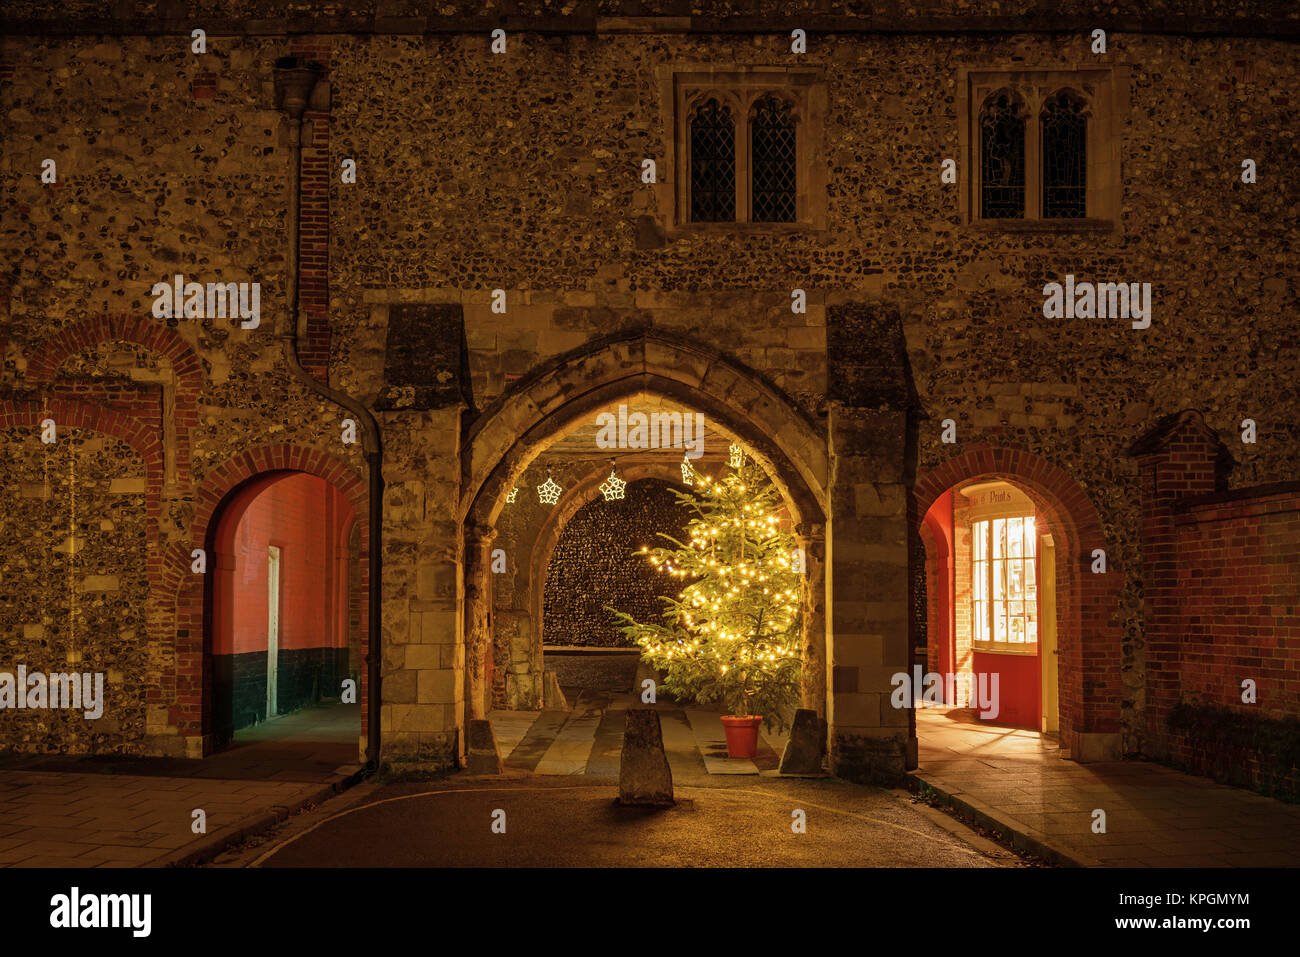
(465, 718), (503, 774)
(619, 709), (674, 806)
(779, 708), (828, 775)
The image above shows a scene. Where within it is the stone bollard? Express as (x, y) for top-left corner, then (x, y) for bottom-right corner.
(619, 709), (674, 806)
(465, 718), (503, 774)
(542, 671), (569, 711)
(779, 708), (828, 775)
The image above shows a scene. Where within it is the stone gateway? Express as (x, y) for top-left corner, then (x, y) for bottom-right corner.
(1, 1), (1297, 797)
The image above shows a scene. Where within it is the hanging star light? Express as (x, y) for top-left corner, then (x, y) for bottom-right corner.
(599, 461), (626, 501)
(680, 452), (696, 486)
(505, 486), (518, 504)
(728, 443), (745, 468)
(537, 470), (562, 505)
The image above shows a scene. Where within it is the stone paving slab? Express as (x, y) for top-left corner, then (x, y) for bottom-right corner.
(685, 708), (761, 774)
(491, 697), (790, 779)
(534, 696), (606, 775)
(0, 703), (364, 868)
(0, 769), (353, 867)
(913, 707), (1300, 867)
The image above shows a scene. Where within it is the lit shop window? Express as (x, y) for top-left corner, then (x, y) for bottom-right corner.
(972, 515), (1037, 647)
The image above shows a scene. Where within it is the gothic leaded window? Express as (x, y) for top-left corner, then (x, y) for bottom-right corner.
(750, 95), (797, 223)
(689, 98), (736, 222)
(1041, 92), (1088, 218)
(979, 92), (1026, 219)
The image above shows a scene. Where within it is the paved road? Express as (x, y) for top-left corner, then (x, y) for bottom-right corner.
(219, 775), (1022, 868)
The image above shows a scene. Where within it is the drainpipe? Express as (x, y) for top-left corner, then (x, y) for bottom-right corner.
(273, 57), (384, 773)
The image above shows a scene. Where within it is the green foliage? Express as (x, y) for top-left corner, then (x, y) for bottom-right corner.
(609, 453), (803, 732)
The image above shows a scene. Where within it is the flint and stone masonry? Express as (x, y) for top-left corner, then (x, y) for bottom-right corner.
(1, 1), (1297, 787)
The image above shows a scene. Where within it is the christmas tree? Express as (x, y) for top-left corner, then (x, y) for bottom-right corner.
(611, 448), (803, 731)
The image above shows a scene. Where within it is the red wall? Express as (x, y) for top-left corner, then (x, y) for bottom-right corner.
(1172, 490), (1300, 719)
(925, 486), (1042, 726)
(972, 650), (1040, 728)
(214, 473), (353, 656)
(922, 490), (954, 684)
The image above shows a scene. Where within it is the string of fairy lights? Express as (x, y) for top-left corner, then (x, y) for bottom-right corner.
(632, 443), (802, 672)
(502, 442), (750, 506)
(506, 435), (804, 714)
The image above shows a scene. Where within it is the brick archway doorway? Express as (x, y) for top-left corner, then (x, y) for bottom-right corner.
(205, 470), (363, 757)
(912, 449), (1122, 763)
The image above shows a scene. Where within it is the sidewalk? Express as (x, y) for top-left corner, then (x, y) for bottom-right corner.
(0, 703), (363, 867)
(913, 707), (1300, 867)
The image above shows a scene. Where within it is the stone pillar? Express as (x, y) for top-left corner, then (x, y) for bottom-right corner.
(379, 407), (463, 769)
(826, 404), (914, 783)
(795, 522), (827, 720)
(464, 523), (497, 722)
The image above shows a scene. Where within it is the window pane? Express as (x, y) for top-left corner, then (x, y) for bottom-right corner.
(689, 98), (736, 222)
(1008, 562), (1023, 599)
(980, 92), (1026, 218)
(975, 510), (1043, 645)
(1042, 92), (1087, 218)
(751, 95), (797, 223)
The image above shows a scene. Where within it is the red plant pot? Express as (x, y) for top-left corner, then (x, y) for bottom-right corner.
(720, 715), (763, 758)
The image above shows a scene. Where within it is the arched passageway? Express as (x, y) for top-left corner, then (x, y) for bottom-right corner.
(207, 470), (362, 750)
(911, 448), (1123, 763)
(460, 334), (830, 734)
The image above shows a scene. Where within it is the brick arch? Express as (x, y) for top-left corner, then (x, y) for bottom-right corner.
(27, 314), (204, 395)
(0, 398), (164, 553)
(0, 397), (162, 469)
(27, 315), (205, 495)
(463, 332), (828, 529)
(169, 444), (370, 755)
(912, 444), (1122, 760)
(0, 397), (165, 749)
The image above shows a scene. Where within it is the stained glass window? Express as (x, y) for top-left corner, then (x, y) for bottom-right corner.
(689, 98), (736, 222)
(750, 95), (797, 223)
(972, 515), (1038, 645)
(979, 92), (1026, 219)
(1041, 92), (1087, 218)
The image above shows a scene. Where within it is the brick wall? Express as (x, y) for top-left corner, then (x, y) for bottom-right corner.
(1173, 489), (1300, 715)
(1134, 412), (1300, 793)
